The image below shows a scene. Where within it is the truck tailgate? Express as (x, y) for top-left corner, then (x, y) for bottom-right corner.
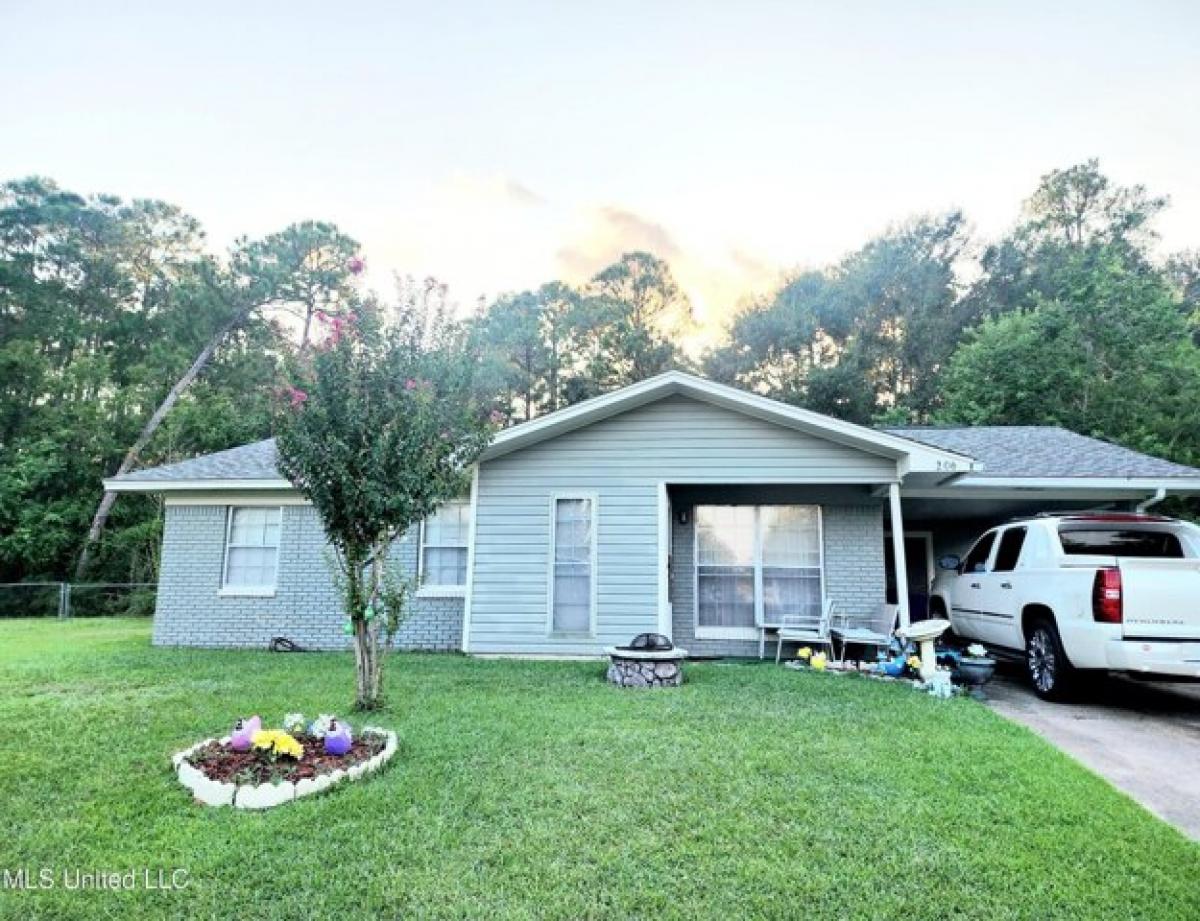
(1119, 558), (1200, 640)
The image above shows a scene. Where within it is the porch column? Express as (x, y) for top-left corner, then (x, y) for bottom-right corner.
(887, 483), (911, 630)
(657, 482), (672, 638)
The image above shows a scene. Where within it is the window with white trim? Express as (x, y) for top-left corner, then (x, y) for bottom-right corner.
(695, 505), (822, 636)
(550, 496), (594, 633)
(223, 506), (282, 591)
(420, 500), (471, 589)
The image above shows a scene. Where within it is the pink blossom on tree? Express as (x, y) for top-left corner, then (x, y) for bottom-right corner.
(285, 386), (309, 408)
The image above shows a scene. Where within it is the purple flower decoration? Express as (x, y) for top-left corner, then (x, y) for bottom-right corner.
(324, 719), (353, 756)
(230, 715), (262, 752)
(348, 256), (365, 276)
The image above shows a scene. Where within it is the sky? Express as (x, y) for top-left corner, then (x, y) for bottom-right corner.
(3, 1), (1198, 346)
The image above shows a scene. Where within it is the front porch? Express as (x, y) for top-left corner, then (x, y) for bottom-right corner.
(660, 481), (1168, 661)
(663, 483), (889, 659)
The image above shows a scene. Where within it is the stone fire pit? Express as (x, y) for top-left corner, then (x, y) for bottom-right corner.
(605, 646), (688, 688)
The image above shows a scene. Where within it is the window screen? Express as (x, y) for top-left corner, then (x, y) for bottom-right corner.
(421, 500), (471, 586)
(551, 498), (593, 632)
(223, 507), (282, 588)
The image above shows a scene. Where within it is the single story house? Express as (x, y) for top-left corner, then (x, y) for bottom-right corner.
(107, 371), (1200, 657)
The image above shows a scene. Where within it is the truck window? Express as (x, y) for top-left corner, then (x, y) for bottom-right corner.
(961, 531), (997, 573)
(993, 527), (1027, 572)
(1058, 528), (1184, 558)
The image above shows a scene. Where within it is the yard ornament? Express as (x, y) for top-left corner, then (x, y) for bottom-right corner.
(231, 715), (262, 752)
(324, 719), (353, 756)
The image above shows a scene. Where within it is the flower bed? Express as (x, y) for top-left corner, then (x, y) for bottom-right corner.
(172, 717), (398, 810)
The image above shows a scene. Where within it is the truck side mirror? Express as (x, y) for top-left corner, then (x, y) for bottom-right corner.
(937, 554), (961, 572)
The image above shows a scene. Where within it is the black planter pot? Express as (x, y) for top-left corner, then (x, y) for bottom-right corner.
(956, 657), (996, 687)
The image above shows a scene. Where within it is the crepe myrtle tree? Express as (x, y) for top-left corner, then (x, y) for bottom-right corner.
(275, 295), (499, 710)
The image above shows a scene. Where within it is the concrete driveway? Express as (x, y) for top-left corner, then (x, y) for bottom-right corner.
(986, 665), (1200, 840)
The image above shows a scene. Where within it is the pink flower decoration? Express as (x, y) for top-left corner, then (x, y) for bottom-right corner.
(405, 379), (418, 391)
(286, 386), (309, 408)
(489, 410), (506, 425)
(348, 256), (365, 276)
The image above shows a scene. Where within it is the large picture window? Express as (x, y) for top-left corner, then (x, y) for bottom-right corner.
(550, 496), (595, 634)
(222, 506), (282, 593)
(695, 505), (822, 638)
(420, 500), (471, 591)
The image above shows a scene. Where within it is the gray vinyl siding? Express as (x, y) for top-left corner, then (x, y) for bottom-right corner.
(469, 395), (898, 655)
(153, 504), (462, 651)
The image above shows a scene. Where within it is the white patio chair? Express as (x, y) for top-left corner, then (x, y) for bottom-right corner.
(773, 597), (836, 664)
(830, 603), (899, 665)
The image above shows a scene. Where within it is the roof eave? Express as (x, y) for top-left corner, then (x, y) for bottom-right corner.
(103, 477), (295, 493)
(950, 475), (1200, 491)
(901, 476), (1200, 499)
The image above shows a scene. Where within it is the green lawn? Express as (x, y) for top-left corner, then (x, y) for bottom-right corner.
(1, 620), (1197, 920)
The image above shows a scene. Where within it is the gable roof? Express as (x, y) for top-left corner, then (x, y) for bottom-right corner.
(480, 371), (975, 474)
(106, 439), (288, 491)
(885, 426), (1200, 481)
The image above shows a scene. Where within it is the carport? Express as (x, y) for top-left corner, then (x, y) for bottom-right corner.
(881, 425), (1200, 620)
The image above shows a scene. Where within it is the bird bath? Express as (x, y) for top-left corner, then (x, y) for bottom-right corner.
(897, 619), (951, 681)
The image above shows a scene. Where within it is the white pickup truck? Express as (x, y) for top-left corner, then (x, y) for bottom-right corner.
(930, 513), (1200, 699)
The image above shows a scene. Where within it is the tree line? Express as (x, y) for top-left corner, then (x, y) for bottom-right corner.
(1, 160), (1197, 585)
(478, 160), (1200, 471)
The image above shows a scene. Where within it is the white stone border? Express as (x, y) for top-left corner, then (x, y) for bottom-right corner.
(172, 727), (399, 810)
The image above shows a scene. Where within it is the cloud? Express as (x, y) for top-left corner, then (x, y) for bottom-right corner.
(501, 178), (543, 206)
(729, 247), (778, 286)
(441, 171), (545, 208)
(555, 206), (682, 281)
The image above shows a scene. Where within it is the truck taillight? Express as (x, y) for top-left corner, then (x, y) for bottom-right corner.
(1092, 567), (1123, 624)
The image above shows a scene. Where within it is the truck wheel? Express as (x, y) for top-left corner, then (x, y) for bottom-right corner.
(1025, 619), (1077, 701)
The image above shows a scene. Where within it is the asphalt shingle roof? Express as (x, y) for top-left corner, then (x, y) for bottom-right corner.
(111, 438), (282, 483)
(110, 425), (1200, 485)
(884, 426), (1200, 479)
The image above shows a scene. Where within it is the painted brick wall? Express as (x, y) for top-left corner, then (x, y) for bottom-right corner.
(153, 504), (462, 652)
(670, 503), (885, 658)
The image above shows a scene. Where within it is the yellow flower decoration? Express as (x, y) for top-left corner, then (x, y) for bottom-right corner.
(251, 729), (304, 760)
(810, 652), (827, 671)
(796, 647), (813, 660)
(907, 655), (922, 671)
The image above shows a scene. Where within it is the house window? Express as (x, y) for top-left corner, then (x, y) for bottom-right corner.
(550, 496), (595, 634)
(222, 506), (282, 593)
(695, 505), (823, 637)
(420, 500), (471, 590)
(696, 506), (756, 631)
(760, 506), (822, 626)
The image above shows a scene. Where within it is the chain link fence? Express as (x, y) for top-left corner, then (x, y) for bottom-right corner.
(0, 582), (156, 618)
